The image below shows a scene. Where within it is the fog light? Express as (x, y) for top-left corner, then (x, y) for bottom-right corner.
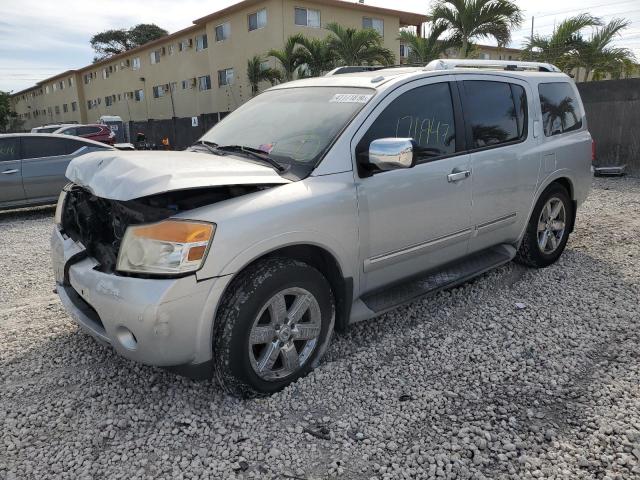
(116, 326), (138, 351)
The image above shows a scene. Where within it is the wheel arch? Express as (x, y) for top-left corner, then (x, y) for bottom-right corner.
(219, 243), (353, 333)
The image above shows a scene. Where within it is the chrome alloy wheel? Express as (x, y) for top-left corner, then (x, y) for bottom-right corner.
(537, 197), (567, 254)
(248, 287), (322, 380)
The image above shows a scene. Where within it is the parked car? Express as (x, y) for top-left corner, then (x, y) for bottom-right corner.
(31, 124), (75, 134)
(0, 133), (113, 211)
(54, 124), (116, 145)
(52, 60), (592, 397)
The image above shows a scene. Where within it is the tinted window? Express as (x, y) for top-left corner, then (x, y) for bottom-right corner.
(538, 82), (582, 136)
(463, 81), (521, 148)
(357, 82), (456, 162)
(22, 137), (96, 159)
(0, 138), (20, 162)
(511, 84), (527, 139)
(61, 127), (78, 135)
(77, 126), (101, 135)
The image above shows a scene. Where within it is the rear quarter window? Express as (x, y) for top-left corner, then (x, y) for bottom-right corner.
(538, 82), (583, 137)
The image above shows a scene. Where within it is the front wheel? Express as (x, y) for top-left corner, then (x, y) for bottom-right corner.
(516, 183), (573, 268)
(213, 258), (335, 397)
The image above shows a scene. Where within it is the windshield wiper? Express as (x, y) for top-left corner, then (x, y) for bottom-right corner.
(190, 140), (219, 154)
(215, 145), (285, 172)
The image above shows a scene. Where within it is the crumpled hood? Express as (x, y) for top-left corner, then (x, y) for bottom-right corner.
(66, 150), (291, 201)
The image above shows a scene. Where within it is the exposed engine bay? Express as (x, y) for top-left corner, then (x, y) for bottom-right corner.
(61, 184), (271, 274)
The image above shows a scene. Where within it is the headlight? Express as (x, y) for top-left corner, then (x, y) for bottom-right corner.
(54, 186), (70, 226)
(116, 220), (215, 275)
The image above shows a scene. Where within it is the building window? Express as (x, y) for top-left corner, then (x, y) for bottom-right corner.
(102, 68), (110, 79)
(479, 53), (490, 60)
(71, 101), (77, 112)
(152, 85), (166, 98)
(168, 44), (175, 55)
(169, 82), (177, 93)
(150, 51), (160, 64)
(196, 34), (208, 51)
(179, 38), (193, 51)
(63, 104), (68, 113)
(215, 22), (230, 42)
(363, 17), (384, 36)
(68, 78), (73, 87)
(59, 81), (64, 90)
(54, 105), (60, 115)
(53, 84), (57, 92)
(218, 68), (234, 86)
(294, 7), (320, 28)
(181, 79), (194, 90)
(134, 89), (144, 102)
(105, 96), (113, 106)
(248, 8), (267, 31)
(400, 43), (412, 58)
(132, 57), (141, 70)
(198, 75), (212, 91)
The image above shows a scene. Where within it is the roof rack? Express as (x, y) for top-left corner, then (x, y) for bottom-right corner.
(424, 59), (561, 73)
(325, 66), (386, 76)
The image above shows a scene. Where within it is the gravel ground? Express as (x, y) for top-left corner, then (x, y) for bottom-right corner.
(1, 177), (639, 480)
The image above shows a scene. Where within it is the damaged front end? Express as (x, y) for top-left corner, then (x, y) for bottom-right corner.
(60, 184), (270, 275)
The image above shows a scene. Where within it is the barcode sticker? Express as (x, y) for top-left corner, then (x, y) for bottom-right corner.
(330, 93), (373, 103)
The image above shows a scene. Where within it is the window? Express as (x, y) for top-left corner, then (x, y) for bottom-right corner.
(53, 83), (57, 92)
(215, 22), (230, 41)
(462, 81), (523, 148)
(58, 81), (64, 90)
(132, 57), (141, 70)
(77, 126), (102, 135)
(134, 89), (144, 102)
(168, 44), (175, 55)
(153, 85), (166, 98)
(68, 78), (73, 87)
(512, 84), (527, 140)
(248, 8), (267, 31)
(170, 82), (177, 93)
(63, 104), (68, 113)
(538, 82), (582, 137)
(21, 137), (96, 159)
(181, 79), (194, 90)
(357, 83), (456, 163)
(196, 34), (208, 51)
(198, 75), (212, 91)
(71, 101), (77, 112)
(363, 17), (384, 36)
(218, 69), (234, 86)
(102, 68), (109, 79)
(0, 138), (19, 162)
(54, 105), (60, 115)
(295, 7), (320, 27)
(105, 96), (113, 106)
(87, 100), (92, 110)
(479, 53), (490, 60)
(150, 51), (160, 64)
(45, 86), (50, 94)
(179, 38), (193, 51)
(83, 73), (91, 85)
(400, 44), (411, 58)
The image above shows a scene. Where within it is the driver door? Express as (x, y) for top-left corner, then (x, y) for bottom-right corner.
(353, 78), (473, 293)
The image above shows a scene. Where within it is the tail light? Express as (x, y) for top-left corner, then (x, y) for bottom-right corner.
(591, 139), (596, 162)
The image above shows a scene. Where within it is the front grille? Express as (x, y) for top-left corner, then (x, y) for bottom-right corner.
(61, 186), (173, 273)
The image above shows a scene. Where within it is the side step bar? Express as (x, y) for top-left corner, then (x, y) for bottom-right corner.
(361, 244), (516, 314)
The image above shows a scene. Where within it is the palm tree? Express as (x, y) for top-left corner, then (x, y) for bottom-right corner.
(398, 24), (450, 64)
(567, 18), (635, 81)
(430, 0), (523, 58)
(247, 55), (282, 96)
(297, 37), (336, 77)
(325, 23), (395, 66)
(267, 34), (307, 82)
(523, 14), (602, 72)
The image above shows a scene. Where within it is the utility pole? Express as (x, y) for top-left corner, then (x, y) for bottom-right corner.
(530, 16), (534, 40)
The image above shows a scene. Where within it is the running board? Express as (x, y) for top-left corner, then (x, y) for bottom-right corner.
(361, 244), (515, 314)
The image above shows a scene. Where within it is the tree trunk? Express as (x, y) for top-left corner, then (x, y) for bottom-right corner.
(461, 38), (469, 58)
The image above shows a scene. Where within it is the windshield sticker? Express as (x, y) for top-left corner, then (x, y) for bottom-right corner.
(258, 143), (275, 154)
(330, 93), (373, 104)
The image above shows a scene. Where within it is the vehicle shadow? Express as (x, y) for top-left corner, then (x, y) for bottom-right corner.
(0, 205), (55, 222)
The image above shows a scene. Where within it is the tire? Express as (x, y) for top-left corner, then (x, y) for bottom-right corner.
(213, 257), (335, 398)
(516, 183), (573, 268)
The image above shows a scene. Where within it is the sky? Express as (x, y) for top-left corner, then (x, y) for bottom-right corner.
(1, 0), (639, 93)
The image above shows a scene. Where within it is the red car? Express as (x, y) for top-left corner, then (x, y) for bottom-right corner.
(54, 124), (116, 145)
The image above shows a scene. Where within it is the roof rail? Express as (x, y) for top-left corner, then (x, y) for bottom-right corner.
(424, 59), (561, 73)
(325, 66), (386, 76)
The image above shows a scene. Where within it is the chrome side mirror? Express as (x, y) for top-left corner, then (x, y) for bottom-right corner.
(368, 138), (416, 171)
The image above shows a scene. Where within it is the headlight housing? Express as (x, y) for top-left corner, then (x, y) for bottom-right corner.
(116, 220), (215, 275)
(54, 185), (71, 226)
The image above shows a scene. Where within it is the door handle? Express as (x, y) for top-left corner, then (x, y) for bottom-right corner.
(447, 169), (471, 183)
(2, 169), (19, 175)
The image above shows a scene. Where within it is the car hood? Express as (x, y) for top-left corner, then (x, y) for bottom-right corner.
(65, 150), (291, 201)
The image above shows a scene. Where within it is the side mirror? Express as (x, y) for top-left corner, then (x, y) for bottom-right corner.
(368, 138), (416, 171)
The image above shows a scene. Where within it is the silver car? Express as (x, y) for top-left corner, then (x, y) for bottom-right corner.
(51, 60), (592, 397)
(0, 133), (113, 211)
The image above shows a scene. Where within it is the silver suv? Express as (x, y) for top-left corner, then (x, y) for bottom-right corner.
(52, 60), (592, 397)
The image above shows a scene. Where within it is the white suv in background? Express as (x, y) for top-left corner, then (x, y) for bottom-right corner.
(52, 60), (592, 397)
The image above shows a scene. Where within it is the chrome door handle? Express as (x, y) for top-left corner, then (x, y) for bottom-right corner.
(2, 169), (19, 175)
(447, 169), (471, 183)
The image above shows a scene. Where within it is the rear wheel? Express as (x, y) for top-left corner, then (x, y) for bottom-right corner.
(213, 258), (335, 397)
(516, 183), (573, 268)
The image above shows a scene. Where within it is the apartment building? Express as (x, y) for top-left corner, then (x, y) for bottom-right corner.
(11, 0), (426, 132)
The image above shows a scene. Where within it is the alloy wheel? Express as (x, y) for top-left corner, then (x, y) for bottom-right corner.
(537, 197), (567, 254)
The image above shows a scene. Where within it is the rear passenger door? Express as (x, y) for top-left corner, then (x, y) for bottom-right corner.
(0, 137), (25, 206)
(21, 137), (91, 201)
(457, 75), (540, 253)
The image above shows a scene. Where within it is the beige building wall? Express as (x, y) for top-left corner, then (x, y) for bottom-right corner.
(11, 0), (426, 132)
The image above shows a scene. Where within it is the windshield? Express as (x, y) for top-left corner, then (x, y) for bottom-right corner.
(199, 87), (374, 169)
